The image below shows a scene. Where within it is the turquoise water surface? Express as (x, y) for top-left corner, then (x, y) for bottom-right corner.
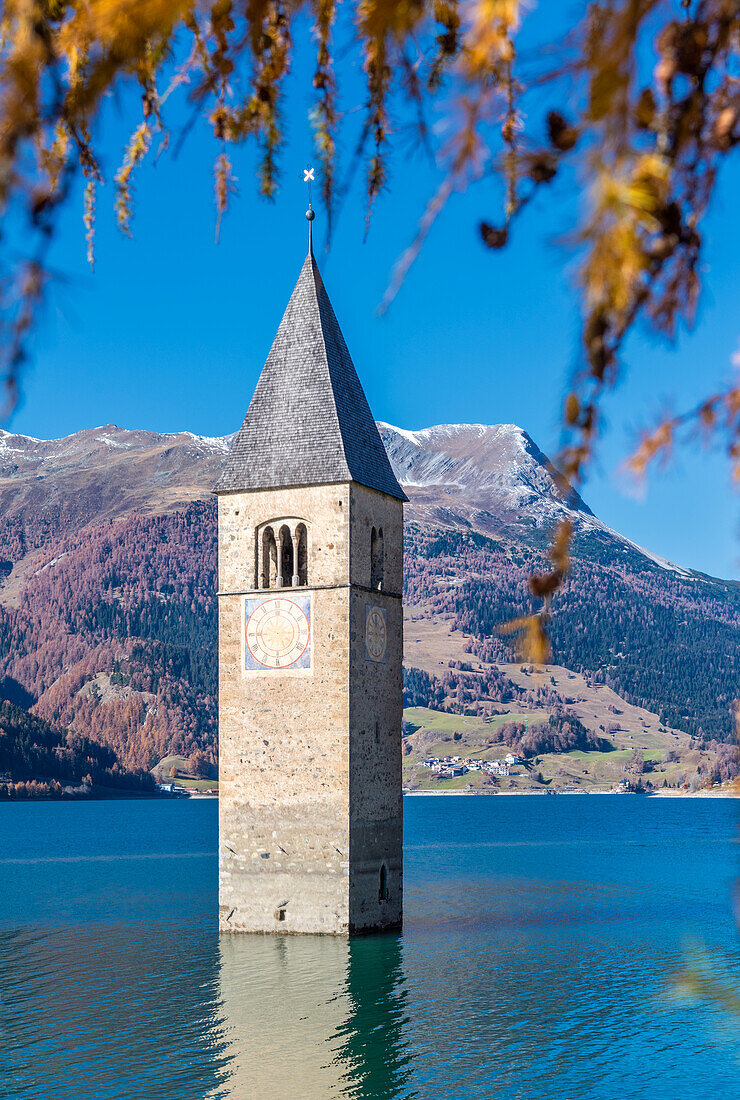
(1, 795), (739, 1099)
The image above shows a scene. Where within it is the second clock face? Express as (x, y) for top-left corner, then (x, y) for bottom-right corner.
(244, 596), (311, 671)
(365, 605), (387, 662)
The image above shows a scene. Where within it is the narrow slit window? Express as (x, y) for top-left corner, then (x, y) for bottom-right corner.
(296, 523), (308, 586)
(261, 526), (277, 589)
(371, 526), (384, 591)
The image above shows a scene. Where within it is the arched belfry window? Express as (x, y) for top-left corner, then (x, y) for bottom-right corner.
(260, 526), (277, 589)
(278, 525), (294, 588)
(371, 526), (384, 591)
(256, 519), (309, 590)
(296, 524), (308, 586)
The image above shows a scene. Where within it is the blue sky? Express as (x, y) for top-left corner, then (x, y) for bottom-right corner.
(8, 11), (739, 579)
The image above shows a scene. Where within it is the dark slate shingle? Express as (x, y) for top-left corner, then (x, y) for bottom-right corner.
(214, 251), (407, 501)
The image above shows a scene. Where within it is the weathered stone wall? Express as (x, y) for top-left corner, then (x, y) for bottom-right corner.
(348, 482), (404, 596)
(217, 480), (403, 935)
(348, 485), (404, 932)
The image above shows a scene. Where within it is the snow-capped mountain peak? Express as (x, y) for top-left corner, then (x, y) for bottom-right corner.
(378, 421), (592, 530)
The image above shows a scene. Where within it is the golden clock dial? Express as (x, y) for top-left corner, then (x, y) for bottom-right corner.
(246, 598), (310, 670)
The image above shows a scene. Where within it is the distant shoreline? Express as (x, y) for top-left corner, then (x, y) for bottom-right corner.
(404, 788), (740, 798)
(649, 787), (740, 799)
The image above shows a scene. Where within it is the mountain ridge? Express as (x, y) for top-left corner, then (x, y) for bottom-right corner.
(0, 420), (708, 580)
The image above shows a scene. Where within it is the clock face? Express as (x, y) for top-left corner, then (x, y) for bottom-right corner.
(244, 595), (311, 672)
(365, 605), (387, 662)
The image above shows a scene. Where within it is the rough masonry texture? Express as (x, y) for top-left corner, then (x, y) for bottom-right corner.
(215, 243), (405, 935)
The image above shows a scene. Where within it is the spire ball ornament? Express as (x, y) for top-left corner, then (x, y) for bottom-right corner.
(304, 164), (316, 251)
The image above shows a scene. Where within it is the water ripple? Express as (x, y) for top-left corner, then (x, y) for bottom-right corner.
(1, 797), (739, 1099)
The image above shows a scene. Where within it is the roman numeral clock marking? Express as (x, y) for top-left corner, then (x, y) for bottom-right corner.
(244, 595), (312, 672)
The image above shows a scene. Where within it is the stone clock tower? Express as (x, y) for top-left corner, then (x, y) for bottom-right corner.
(214, 220), (406, 935)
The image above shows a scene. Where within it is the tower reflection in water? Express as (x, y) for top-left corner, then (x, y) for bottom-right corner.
(217, 932), (412, 1098)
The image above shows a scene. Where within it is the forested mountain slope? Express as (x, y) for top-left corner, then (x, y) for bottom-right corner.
(0, 501), (217, 770)
(0, 422), (736, 772)
(0, 699), (155, 796)
(405, 525), (738, 740)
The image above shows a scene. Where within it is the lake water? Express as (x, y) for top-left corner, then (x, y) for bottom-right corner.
(1, 795), (739, 1099)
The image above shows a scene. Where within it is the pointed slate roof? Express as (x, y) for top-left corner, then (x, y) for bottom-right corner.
(214, 248), (407, 501)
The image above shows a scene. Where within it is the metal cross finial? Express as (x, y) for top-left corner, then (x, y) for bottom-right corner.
(304, 165), (315, 253)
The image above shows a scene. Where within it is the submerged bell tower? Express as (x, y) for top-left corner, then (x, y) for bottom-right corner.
(214, 207), (406, 934)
